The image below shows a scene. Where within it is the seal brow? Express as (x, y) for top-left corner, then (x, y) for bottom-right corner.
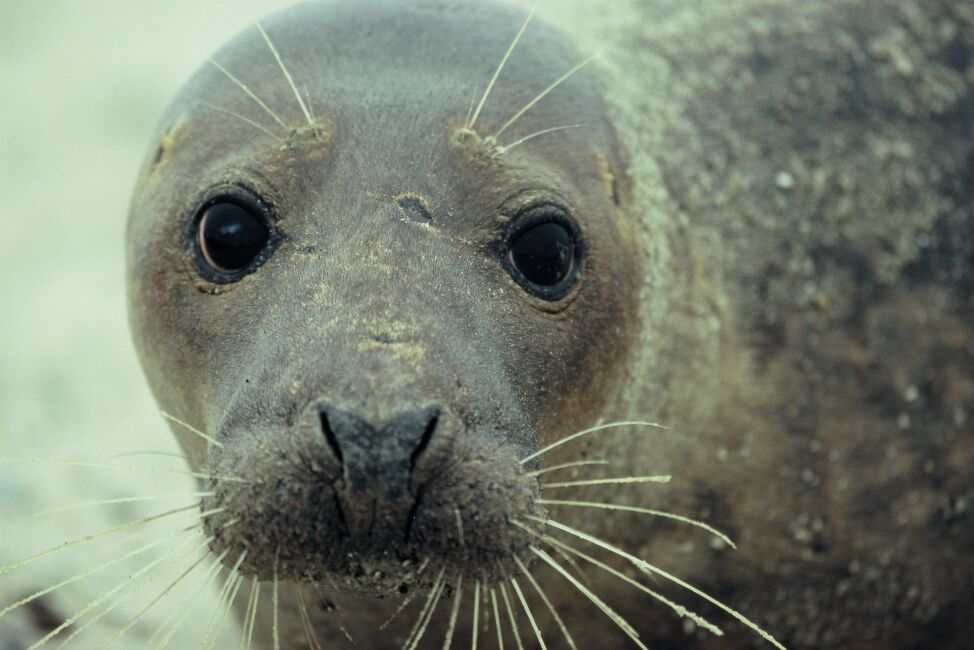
(255, 21), (315, 127)
(467, 0), (540, 129)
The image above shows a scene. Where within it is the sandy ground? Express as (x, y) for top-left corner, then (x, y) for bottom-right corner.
(0, 2), (308, 646)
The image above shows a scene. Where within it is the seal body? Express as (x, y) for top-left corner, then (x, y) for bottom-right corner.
(126, 0), (974, 647)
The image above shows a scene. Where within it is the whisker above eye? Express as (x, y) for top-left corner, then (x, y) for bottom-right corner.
(255, 21), (315, 127)
(467, 0), (540, 130)
(199, 103), (283, 142)
(208, 58), (289, 132)
(495, 123), (583, 155)
(491, 54), (600, 141)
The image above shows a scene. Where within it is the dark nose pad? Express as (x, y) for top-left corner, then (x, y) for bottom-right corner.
(316, 403), (441, 496)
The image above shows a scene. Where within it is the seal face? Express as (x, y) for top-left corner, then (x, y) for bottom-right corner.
(127, 0), (638, 600)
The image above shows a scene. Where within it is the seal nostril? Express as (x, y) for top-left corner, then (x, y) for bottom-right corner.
(409, 408), (440, 476)
(318, 410), (344, 466)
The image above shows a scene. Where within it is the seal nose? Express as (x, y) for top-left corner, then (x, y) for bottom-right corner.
(316, 402), (441, 494)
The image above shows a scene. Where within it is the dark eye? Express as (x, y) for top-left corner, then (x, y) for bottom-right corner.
(504, 208), (581, 299)
(194, 200), (270, 277)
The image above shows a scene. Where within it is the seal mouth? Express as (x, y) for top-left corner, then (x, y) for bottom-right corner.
(199, 413), (545, 597)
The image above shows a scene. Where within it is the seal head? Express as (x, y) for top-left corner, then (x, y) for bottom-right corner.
(127, 0), (639, 596)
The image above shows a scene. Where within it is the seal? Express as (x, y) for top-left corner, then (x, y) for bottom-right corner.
(123, 0), (974, 648)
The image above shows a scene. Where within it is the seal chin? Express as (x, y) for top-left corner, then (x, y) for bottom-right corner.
(199, 419), (544, 597)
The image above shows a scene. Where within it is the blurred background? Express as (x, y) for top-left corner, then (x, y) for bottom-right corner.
(0, 1), (314, 645)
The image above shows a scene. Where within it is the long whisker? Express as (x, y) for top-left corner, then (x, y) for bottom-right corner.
(307, 575), (355, 642)
(153, 550), (229, 648)
(242, 579), (261, 650)
(454, 509), (465, 547)
(498, 583), (525, 650)
(525, 459), (609, 477)
(101, 543), (212, 649)
(160, 411), (225, 449)
(208, 59), (289, 132)
(529, 545), (648, 649)
(255, 22), (314, 126)
(535, 517), (787, 649)
(537, 499), (736, 548)
(380, 592), (417, 630)
(294, 583), (324, 650)
(492, 54), (599, 140)
(213, 573), (245, 649)
(513, 555), (576, 649)
(551, 545), (591, 587)
(0, 457), (247, 483)
(29, 534), (205, 649)
(542, 534), (724, 637)
(199, 103), (282, 142)
(410, 571), (446, 650)
(57, 536), (209, 648)
(104, 451), (189, 462)
(496, 124), (583, 155)
(22, 492), (213, 523)
(490, 589), (505, 650)
(202, 550), (247, 648)
(1, 505), (219, 576)
(442, 573), (463, 649)
(467, 1), (539, 129)
(405, 568), (446, 650)
(510, 577), (546, 650)
(272, 552), (281, 650)
(520, 421), (669, 464)
(471, 579), (481, 650)
(543, 475), (671, 489)
(0, 527), (190, 623)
